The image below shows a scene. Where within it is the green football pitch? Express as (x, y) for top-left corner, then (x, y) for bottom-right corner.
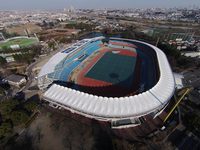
(85, 52), (137, 88)
(0, 38), (38, 50)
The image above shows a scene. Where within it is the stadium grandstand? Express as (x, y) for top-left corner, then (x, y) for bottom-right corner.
(38, 37), (175, 129)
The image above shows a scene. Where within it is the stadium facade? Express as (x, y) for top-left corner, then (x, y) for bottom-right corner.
(38, 37), (175, 129)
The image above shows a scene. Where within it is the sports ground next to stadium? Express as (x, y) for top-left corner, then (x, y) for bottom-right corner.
(0, 37), (38, 50)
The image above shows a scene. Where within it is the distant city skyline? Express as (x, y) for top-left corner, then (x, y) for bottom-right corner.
(0, 0), (200, 10)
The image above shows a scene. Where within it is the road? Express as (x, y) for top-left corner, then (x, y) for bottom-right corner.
(23, 61), (38, 91)
(22, 44), (68, 92)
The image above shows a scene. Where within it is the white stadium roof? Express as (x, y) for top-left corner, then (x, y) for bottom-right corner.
(38, 38), (92, 78)
(41, 38), (175, 121)
(38, 52), (68, 77)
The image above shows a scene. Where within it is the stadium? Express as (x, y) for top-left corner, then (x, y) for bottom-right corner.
(0, 36), (39, 50)
(38, 37), (175, 129)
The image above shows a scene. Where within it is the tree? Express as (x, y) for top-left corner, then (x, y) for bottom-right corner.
(24, 101), (37, 113)
(0, 100), (19, 119)
(0, 87), (5, 96)
(58, 37), (72, 43)
(10, 111), (29, 126)
(184, 113), (200, 134)
(157, 42), (181, 59)
(13, 53), (35, 64)
(0, 122), (13, 139)
(48, 41), (56, 50)
(0, 56), (6, 66)
(1, 45), (9, 51)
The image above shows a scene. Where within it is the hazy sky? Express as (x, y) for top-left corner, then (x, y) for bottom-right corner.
(0, 0), (200, 10)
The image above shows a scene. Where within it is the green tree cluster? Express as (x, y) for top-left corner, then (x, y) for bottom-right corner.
(184, 113), (200, 135)
(48, 41), (56, 50)
(157, 42), (198, 69)
(10, 111), (29, 126)
(157, 42), (181, 59)
(0, 56), (7, 65)
(24, 100), (38, 113)
(0, 122), (13, 140)
(0, 99), (34, 140)
(13, 52), (35, 64)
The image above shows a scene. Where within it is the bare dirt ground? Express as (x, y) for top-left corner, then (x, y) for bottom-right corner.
(6, 23), (42, 35)
(27, 112), (66, 150)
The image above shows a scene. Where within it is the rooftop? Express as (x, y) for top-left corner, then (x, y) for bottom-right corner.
(4, 74), (25, 83)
